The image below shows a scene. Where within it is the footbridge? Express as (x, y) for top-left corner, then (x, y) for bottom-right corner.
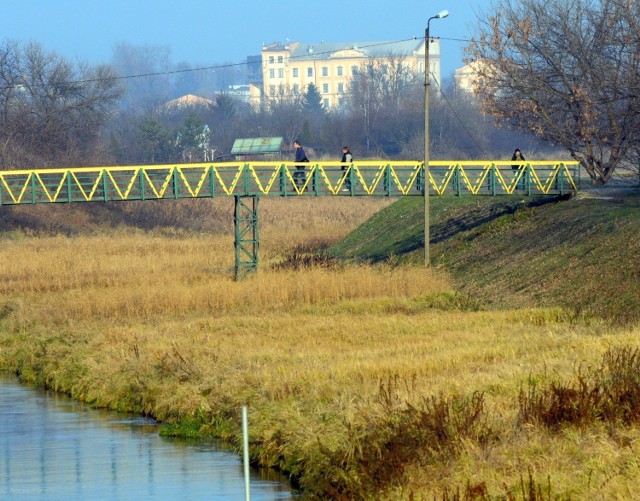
(0, 160), (579, 277)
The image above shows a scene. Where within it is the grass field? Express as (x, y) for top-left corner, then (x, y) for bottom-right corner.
(0, 192), (639, 498)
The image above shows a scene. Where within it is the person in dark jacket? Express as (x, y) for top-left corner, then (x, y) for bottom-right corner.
(511, 148), (525, 189)
(293, 140), (309, 190)
(340, 146), (353, 191)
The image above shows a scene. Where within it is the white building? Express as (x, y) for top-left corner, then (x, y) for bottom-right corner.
(252, 38), (442, 109)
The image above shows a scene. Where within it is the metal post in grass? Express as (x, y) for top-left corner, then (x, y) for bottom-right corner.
(492, 165), (496, 194)
(67, 170), (73, 203)
(102, 169), (109, 202)
(31, 172), (37, 204)
(234, 195), (259, 280)
(424, 9), (449, 266)
(242, 405), (251, 501)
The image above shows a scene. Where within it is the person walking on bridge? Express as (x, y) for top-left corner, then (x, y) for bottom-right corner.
(511, 148), (526, 190)
(341, 146), (353, 192)
(293, 140), (309, 191)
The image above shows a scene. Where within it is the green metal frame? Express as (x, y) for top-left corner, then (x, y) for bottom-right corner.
(0, 161), (578, 206)
(234, 195), (259, 280)
(0, 160), (580, 279)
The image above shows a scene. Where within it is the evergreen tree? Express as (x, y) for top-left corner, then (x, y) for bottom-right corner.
(175, 113), (207, 162)
(214, 93), (237, 122)
(302, 84), (325, 118)
(300, 120), (313, 144)
(135, 115), (172, 163)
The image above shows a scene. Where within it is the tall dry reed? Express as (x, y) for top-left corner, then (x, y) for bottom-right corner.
(1, 198), (639, 499)
(0, 232), (449, 327)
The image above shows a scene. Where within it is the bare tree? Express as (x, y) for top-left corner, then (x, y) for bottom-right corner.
(208, 92), (244, 156)
(348, 62), (382, 152)
(263, 87), (305, 146)
(469, 0), (640, 184)
(347, 55), (422, 155)
(111, 43), (172, 110)
(0, 41), (122, 168)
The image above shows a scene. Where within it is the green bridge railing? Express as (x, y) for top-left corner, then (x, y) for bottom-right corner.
(0, 160), (578, 205)
(0, 160), (579, 278)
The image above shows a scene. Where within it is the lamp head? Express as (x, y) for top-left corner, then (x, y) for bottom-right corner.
(436, 9), (449, 19)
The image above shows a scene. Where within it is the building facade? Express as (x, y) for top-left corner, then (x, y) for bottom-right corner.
(454, 59), (492, 96)
(251, 38), (442, 109)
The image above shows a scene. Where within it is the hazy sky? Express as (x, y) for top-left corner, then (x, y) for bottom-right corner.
(1, 0), (488, 80)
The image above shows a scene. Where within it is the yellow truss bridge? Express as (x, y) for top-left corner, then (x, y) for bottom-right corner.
(0, 160), (579, 277)
(0, 160), (578, 205)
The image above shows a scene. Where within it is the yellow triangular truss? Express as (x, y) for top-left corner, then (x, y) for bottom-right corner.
(0, 161), (578, 204)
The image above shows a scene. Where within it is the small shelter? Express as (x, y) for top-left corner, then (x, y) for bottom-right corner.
(231, 137), (284, 160)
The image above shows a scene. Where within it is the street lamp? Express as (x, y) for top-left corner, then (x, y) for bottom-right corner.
(424, 9), (449, 267)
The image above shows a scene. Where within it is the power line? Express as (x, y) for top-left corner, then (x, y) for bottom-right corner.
(430, 71), (487, 155)
(437, 36), (474, 43)
(0, 38), (424, 90)
(1, 36), (478, 91)
(113, 38), (422, 82)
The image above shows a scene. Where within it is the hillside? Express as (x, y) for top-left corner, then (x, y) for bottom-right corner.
(329, 188), (640, 323)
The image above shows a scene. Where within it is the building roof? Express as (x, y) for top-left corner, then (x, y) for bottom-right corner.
(294, 40), (425, 60)
(264, 39), (426, 61)
(162, 94), (214, 110)
(231, 137), (284, 155)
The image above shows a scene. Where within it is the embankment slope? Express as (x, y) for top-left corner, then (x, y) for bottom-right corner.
(329, 189), (640, 323)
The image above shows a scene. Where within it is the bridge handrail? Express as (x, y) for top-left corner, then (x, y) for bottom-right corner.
(0, 160), (579, 205)
(0, 159), (578, 174)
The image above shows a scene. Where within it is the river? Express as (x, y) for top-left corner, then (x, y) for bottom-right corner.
(0, 374), (296, 500)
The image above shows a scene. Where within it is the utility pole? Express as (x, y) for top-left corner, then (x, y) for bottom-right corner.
(424, 9), (449, 267)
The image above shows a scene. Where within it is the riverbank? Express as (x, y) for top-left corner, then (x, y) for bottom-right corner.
(1, 194), (639, 498)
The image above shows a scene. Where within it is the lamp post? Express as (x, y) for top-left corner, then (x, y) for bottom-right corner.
(424, 9), (449, 267)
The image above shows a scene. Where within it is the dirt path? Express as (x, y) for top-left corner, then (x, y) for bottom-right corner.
(576, 185), (639, 201)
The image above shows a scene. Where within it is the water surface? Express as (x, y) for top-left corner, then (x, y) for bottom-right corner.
(0, 374), (295, 500)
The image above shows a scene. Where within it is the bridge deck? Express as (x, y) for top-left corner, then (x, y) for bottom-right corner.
(0, 160), (578, 206)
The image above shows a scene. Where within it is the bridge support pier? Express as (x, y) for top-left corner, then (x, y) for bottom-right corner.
(234, 195), (259, 280)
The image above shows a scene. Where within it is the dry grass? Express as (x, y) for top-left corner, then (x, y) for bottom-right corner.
(0, 198), (639, 498)
(0, 233), (448, 326)
(0, 196), (393, 257)
(257, 197), (394, 257)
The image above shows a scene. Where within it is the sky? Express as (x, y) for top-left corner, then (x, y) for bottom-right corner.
(0, 0), (488, 81)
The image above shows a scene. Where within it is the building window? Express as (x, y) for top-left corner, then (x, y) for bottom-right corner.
(277, 55), (283, 63)
(269, 69), (275, 78)
(307, 67), (313, 77)
(322, 83), (329, 93)
(322, 98), (329, 108)
(278, 69), (284, 78)
(292, 68), (299, 78)
(337, 66), (343, 76)
(337, 82), (344, 93)
(293, 84), (299, 94)
(381, 64), (388, 74)
(351, 66), (359, 76)
(269, 85), (275, 96)
(268, 56), (274, 64)
(321, 66), (328, 77)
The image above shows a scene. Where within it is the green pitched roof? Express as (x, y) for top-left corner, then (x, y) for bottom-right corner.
(231, 137), (283, 155)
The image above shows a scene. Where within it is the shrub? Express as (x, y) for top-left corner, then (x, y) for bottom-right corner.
(518, 346), (640, 428)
